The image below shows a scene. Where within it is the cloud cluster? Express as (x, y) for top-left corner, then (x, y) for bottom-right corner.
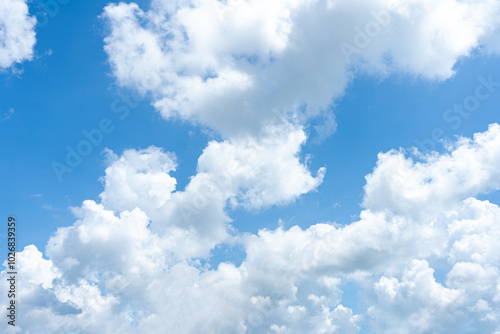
(4, 0), (500, 333)
(364, 123), (500, 218)
(98, 125), (324, 260)
(3, 124), (500, 333)
(102, 0), (500, 137)
(0, 0), (37, 69)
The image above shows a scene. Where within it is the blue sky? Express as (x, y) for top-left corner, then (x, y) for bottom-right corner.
(1, 0), (205, 248)
(3, 43), (499, 251)
(2, 0), (500, 333)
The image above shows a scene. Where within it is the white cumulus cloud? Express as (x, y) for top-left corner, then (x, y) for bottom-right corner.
(3, 124), (500, 333)
(0, 0), (37, 69)
(4, 1), (500, 333)
(102, 0), (500, 137)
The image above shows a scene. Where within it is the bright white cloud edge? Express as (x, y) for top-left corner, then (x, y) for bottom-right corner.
(3, 124), (500, 333)
(0, 0), (36, 69)
(3, 0), (500, 333)
(102, 0), (500, 137)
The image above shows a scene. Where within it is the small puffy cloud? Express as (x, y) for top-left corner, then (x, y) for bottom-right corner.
(0, 0), (37, 69)
(99, 146), (178, 216)
(363, 123), (500, 218)
(46, 201), (166, 281)
(12, 245), (60, 289)
(196, 124), (325, 209)
(102, 0), (500, 136)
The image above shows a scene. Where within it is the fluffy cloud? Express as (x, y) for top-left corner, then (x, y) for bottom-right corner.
(0, 0), (37, 69)
(3, 123), (500, 333)
(364, 123), (500, 218)
(99, 147), (178, 215)
(102, 0), (500, 137)
(194, 124), (325, 209)
(4, 1), (500, 333)
(97, 126), (324, 261)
